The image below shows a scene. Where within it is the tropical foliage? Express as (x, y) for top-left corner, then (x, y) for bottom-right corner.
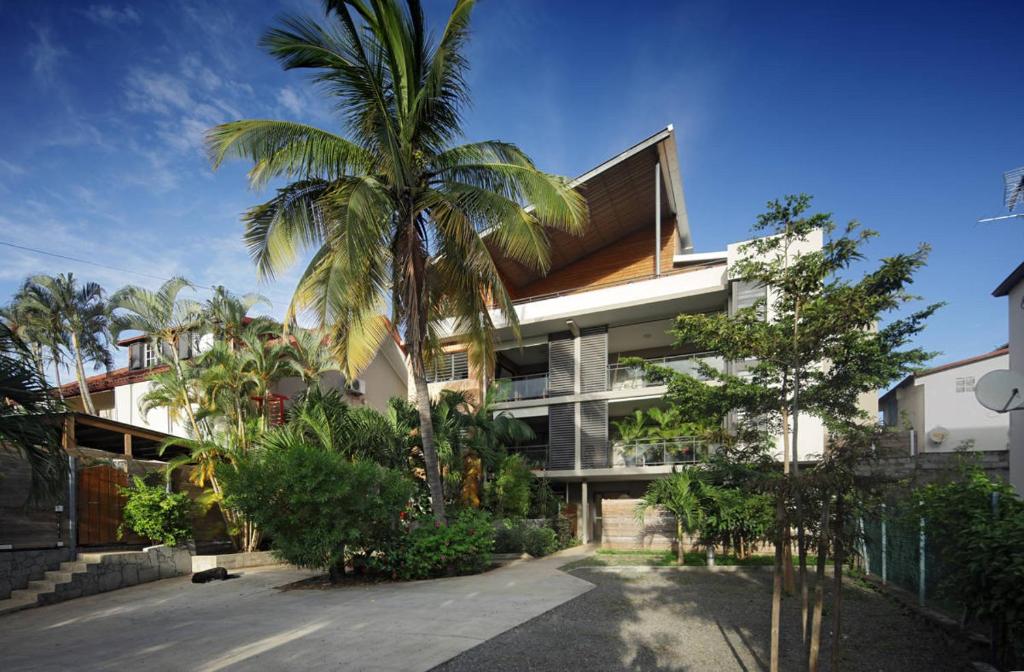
(118, 476), (194, 547)
(206, 0), (587, 522)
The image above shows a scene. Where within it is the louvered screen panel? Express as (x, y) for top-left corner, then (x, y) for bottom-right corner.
(548, 331), (575, 396)
(579, 326), (608, 393)
(580, 400), (608, 469)
(731, 280), (766, 319)
(548, 403), (576, 470)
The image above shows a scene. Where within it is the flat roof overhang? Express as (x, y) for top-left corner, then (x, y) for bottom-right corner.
(486, 126), (692, 291)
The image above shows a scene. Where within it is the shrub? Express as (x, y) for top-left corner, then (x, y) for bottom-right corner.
(522, 526), (558, 557)
(493, 520), (526, 554)
(219, 432), (414, 582)
(489, 454), (532, 518)
(390, 509), (494, 580)
(119, 476), (193, 547)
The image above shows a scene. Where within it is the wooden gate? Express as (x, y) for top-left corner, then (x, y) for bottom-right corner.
(77, 465), (142, 546)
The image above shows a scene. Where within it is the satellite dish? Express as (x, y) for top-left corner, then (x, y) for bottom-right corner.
(975, 369), (1024, 413)
(928, 426), (948, 445)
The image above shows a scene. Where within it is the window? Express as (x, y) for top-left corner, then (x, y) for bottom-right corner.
(143, 342), (159, 368)
(731, 280), (767, 320)
(426, 351), (469, 382)
(955, 376), (976, 393)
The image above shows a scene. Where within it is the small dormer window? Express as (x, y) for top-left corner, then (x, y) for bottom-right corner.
(144, 342), (159, 368)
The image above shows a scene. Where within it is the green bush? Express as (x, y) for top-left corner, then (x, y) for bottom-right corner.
(489, 454), (532, 518)
(494, 519), (526, 553)
(522, 526), (558, 557)
(390, 509), (494, 580)
(119, 476), (193, 547)
(219, 432), (414, 581)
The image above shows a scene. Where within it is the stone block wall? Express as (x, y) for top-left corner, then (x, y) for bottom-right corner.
(601, 498), (680, 551)
(37, 545), (192, 606)
(0, 548), (73, 600)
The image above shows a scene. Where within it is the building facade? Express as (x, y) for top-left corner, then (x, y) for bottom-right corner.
(994, 262), (1024, 493)
(879, 347), (1010, 453)
(431, 126), (827, 542)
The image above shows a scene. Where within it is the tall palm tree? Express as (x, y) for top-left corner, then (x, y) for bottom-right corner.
(284, 326), (340, 387)
(203, 285), (271, 347)
(111, 277), (203, 429)
(207, 0), (587, 521)
(20, 274), (112, 414)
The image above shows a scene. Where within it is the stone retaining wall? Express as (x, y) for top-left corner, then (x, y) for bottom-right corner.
(39, 546), (192, 606)
(0, 548), (73, 600)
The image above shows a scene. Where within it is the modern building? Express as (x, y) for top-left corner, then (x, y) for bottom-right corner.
(994, 262), (1024, 493)
(428, 126), (827, 542)
(879, 347), (1010, 453)
(60, 329), (409, 437)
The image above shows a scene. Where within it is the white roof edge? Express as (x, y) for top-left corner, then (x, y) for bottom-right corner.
(657, 128), (692, 252)
(674, 251), (727, 264)
(567, 126), (674, 188)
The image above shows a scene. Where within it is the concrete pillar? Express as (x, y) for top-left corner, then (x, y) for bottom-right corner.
(581, 480), (590, 544)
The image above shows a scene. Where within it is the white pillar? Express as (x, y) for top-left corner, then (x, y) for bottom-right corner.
(581, 480), (590, 544)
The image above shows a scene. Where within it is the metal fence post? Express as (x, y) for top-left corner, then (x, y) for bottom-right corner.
(859, 516), (870, 574)
(881, 503), (888, 585)
(919, 509), (926, 607)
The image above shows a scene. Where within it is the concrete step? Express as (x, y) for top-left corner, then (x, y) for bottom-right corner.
(45, 571), (74, 584)
(59, 561), (88, 573)
(0, 595), (38, 616)
(27, 580), (56, 594)
(9, 589), (42, 601)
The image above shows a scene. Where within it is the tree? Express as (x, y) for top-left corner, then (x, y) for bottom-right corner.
(111, 277), (203, 434)
(640, 195), (938, 671)
(20, 274), (112, 414)
(206, 0), (587, 522)
(284, 326), (340, 387)
(0, 321), (66, 500)
(636, 469), (710, 565)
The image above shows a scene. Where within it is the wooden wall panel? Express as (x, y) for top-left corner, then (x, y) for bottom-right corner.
(511, 218), (678, 300)
(600, 498), (677, 551)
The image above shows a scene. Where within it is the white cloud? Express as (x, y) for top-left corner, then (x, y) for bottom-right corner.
(84, 5), (141, 28)
(28, 26), (67, 86)
(278, 87), (304, 117)
(0, 159), (26, 176)
(125, 69), (194, 115)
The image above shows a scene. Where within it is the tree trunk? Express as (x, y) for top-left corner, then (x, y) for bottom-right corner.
(808, 496), (831, 672)
(70, 332), (96, 414)
(52, 352), (65, 401)
(412, 364), (447, 523)
(677, 519), (685, 565)
(780, 403), (796, 595)
(830, 493), (844, 672)
(328, 544), (346, 584)
(770, 495), (785, 672)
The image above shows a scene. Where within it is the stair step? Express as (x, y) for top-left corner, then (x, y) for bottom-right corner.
(26, 580), (56, 593)
(59, 561), (88, 573)
(44, 571), (74, 584)
(9, 589), (41, 601)
(0, 596), (38, 616)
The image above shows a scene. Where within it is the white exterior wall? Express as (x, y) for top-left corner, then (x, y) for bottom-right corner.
(915, 354), (1009, 452)
(1009, 281), (1024, 492)
(112, 380), (190, 437)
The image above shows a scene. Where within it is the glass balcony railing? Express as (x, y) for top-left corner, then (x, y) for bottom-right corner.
(493, 373), (549, 402)
(607, 352), (724, 391)
(508, 444), (550, 469)
(609, 437), (710, 468)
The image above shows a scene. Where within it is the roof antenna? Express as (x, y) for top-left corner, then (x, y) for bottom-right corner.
(979, 166), (1024, 222)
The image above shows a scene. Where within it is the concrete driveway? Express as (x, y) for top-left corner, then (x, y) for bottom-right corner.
(0, 546), (595, 672)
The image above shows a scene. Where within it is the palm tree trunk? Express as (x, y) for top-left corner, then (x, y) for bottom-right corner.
(52, 350), (65, 401)
(168, 340), (203, 439)
(677, 519), (684, 565)
(412, 360), (447, 523)
(69, 332), (96, 414)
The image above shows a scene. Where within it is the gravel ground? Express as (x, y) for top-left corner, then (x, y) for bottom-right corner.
(431, 567), (977, 672)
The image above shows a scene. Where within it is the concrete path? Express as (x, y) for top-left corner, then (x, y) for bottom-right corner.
(0, 546), (595, 672)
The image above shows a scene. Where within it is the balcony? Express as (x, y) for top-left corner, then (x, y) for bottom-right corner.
(493, 373), (549, 402)
(511, 437), (710, 471)
(608, 352), (725, 391)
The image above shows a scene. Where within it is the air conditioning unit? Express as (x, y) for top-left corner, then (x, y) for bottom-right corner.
(348, 378), (367, 396)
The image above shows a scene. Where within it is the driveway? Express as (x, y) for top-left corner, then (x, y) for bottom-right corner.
(0, 546), (595, 672)
(432, 567), (977, 672)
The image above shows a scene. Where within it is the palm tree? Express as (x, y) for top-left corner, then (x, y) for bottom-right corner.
(0, 322), (67, 500)
(203, 285), (270, 347)
(206, 0), (587, 521)
(20, 274), (112, 414)
(636, 469), (710, 565)
(111, 277), (203, 430)
(284, 326), (340, 387)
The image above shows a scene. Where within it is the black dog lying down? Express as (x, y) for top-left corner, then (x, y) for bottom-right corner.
(191, 567), (240, 583)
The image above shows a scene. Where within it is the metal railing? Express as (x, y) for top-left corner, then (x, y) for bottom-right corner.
(609, 436), (710, 467)
(492, 373), (549, 401)
(608, 352), (725, 390)
(508, 444), (550, 469)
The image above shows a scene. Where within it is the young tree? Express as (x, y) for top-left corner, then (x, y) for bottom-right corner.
(206, 0), (587, 522)
(640, 194), (938, 671)
(636, 469), (711, 565)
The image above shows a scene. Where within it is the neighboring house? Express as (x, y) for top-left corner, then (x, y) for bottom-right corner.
(879, 347), (1010, 453)
(428, 126), (828, 543)
(61, 329), (409, 438)
(994, 261), (1024, 493)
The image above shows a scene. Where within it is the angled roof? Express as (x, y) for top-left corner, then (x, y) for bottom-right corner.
(880, 346), (1010, 401)
(487, 126), (691, 291)
(59, 365), (168, 397)
(993, 261), (1024, 297)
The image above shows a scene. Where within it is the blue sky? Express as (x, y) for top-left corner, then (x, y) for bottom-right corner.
(1, 0), (1022, 375)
